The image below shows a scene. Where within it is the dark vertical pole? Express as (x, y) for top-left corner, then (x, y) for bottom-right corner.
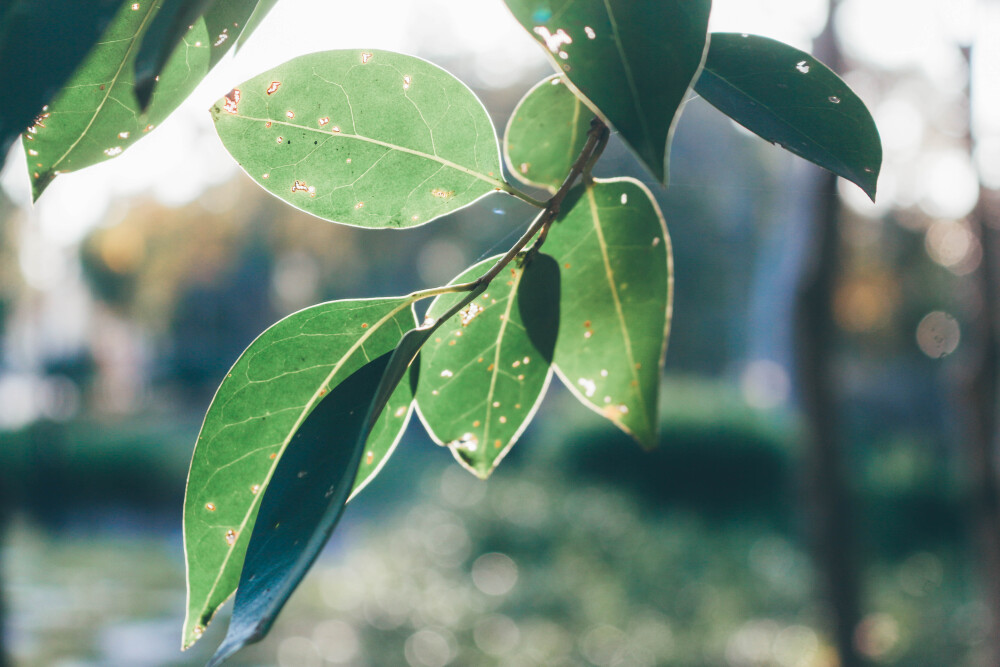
(960, 40), (1000, 666)
(962, 194), (1000, 667)
(793, 3), (865, 666)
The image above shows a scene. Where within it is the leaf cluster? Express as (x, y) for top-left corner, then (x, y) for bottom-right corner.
(2, 0), (883, 663)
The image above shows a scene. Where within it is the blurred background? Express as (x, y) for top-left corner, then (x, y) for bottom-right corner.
(0, 0), (997, 665)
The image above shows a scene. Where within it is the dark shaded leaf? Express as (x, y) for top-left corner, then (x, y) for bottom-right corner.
(205, 354), (395, 666)
(695, 33), (882, 200)
(503, 0), (711, 182)
(133, 0), (213, 109)
(0, 0), (122, 161)
(234, 0), (278, 51)
(24, 0), (259, 200)
(183, 298), (415, 648)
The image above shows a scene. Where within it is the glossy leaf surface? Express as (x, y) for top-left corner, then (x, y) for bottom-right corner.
(504, 75), (588, 193)
(545, 178), (671, 448)
(211, 49), (506, 229)
(504, 0), (711, 182)
(206, 284), (488, 665)
(23, 0), (259, 199)
(0, 0), (122, 160)
(695, 33), (882, 200)
(183, 298), (416, 649)
(416, 255), (558, 478)
(206, 354), (396, 667)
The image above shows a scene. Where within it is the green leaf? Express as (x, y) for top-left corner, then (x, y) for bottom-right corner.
(503, 0), (711, 183)
(210, 49), (507, 229)
(545, 178), (672, 448)
(504, 75), (588, 193)
(206, 286), (487, 665)
(182, 298), (416, 649)
(234, 0), (278, 51)
(133, 0), (214, 108)
(206, 353), (397, 667)
(0, 0), (122, 160)
(694, 33), (882, 201)
(23, 0), (259, 200)
(416, 254), (559, 479)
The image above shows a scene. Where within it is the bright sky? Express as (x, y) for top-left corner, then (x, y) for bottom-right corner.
(0, 0), (992, 249)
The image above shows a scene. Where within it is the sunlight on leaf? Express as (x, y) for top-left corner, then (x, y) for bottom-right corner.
(0, 0), (122, 160)
(23, 0), (261, 200)
(504, 75), (589, 193)
(545, 178), (672, 448)
(182, 298), (416, 649)
(416, 255), (559, 479)
(133, 0), (214, 108)
(211, 49), (506, 229)
(205, 353), (397, 666)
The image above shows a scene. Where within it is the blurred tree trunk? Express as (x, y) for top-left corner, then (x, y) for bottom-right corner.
(961, 41), (1000, 666)
(962, 192), (1000, 667)
(792, 3), (865, 665)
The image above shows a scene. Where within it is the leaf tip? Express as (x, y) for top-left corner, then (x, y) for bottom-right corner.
(134, 77), (155, 113)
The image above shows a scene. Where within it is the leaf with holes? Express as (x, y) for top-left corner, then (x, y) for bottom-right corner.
(23, 0), (261, 200)
(504, 75), (589, 193)
(545, 178), (671, 448)
(207, 353), (396, 666)
(211, 49), (508, 229)
(504, 0), (711, 183)
(206, 282), (492, 665)
(415, 255), (559, 479)
(182, 298), (416, 649)
(695, 33), (882, 200)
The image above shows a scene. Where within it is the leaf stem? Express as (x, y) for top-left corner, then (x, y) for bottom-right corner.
(410, 116), (609, 304)
(497, 181), (548, 209)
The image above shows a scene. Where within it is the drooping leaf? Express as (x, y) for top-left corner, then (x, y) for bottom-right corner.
(545, 178), (671, 448)
(133, 0), (214, 108)
(211, 49), (507, 229)
(503, 0), (711, 183)
(695, 33), (882, 201)
(206, 286), (490, 665)
(504, 75), (588, 193)
(23, 0), (260, 200)
(182, 298), (416, 649)
(206, 354), (396, 667)
(0, 0), (122, 161)
(416, 254), (559, 479)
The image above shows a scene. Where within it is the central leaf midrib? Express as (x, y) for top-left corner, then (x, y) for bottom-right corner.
(585, 186), (649, 430)
(49, 1), (160, 174)
(238, 115), (505, 190)
(601, 0), (653, 152)
(482, 268), (525, 459)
